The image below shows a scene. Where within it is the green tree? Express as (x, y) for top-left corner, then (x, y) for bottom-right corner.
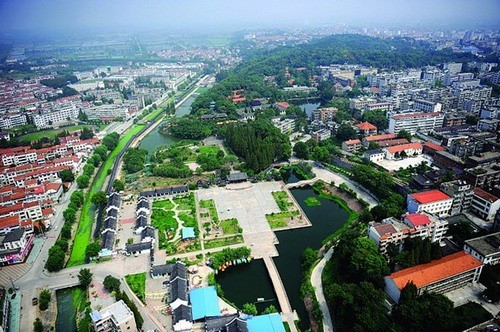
(302, 247), (317, 271)
(293, 141), (309, 159)
(78, 268), (93, 289)
(94, 145), (108, 160)
(262, 305), (278, 314)
(91, 191), (108, 207)
(242, 303), (258, 315)
(33, 318), (43, 332)
(103, 275), (121, 293)
(54, 239), (69, 253)
(113, 179), (125, 192)
(336, 123), (356, 141)
(362, 109), (388, 130)
(397, 130), (412, 142)
(70, 190), (85, 208)
(63, 208), (76, 224)
(85, 241), (101, 260)
(89, 154), (102, 167)
(83, 163), (95, 176)
(80, 127), (94, 140)
(77, 174), (90, 188)
(59, 169), (75, 182)
(45, 246), (65, 272)
(39, 289), (51, 311)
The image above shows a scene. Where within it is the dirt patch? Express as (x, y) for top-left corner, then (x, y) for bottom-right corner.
(304, 293), (320, 332)
(325, 184), (365, 212)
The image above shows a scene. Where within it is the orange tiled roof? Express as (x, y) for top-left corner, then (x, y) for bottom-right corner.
(356, 121), (377, 131)
(409, 190), (451, 204)
(386, 142), (423, 154)
(424, 141), (446, 151)
(344, 139), (361, 145)
(365, 133), (397, 142)
(387, 251), (482, 290)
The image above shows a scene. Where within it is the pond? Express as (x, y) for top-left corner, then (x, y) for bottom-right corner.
(280, 167), (306, 184)
(216, 186), (349, 331)
(291, 100), (321, 117)
(138, 128), (180, 155)
(55, 287), (84, 332)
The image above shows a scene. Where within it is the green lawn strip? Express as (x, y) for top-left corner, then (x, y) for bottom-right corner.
(220, 218), (242, 234)
(304, 196), (321, 206)
(272, 191), (294, 212)
(125, 272), (146, 304)
(266, 212), (291, 228)
(152, 199), (175, 210)
(67, 124), (146, 266)
(204, 235), (244, 249)
(20, 125), (88, 142)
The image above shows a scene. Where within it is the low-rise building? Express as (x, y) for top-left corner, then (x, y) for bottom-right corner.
(384, 142), (423, 160)
(362, 133), (397, 148)
(464, 232), (500, 265)
(271, 118), (295, 134)
(342, 139), (362, 153)
(364, 149), (385, 163)
(470, 188), (500, 221)
(90, 300), (137, 332)
(311, 128), (331, 142)
(355, 121), (377, 136)
(384, 251), (483, 303)
(407, 190), (453, 217)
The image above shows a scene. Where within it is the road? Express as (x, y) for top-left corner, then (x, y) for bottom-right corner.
(310, 247), (334, 332)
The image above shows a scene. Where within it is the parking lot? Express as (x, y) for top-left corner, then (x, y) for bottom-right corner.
(445, 283), (500, 316)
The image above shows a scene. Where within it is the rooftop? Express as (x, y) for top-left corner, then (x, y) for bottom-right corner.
(465, 232), (500, 257)
(409, 190), (451, 204)
(364, 133), (397, 142)
(386, 251), (482, 290)
(404, 213), (431, 227)
(424, 141), (446, 151)
(356, 121), (377, 131)
(473, 188), (499, 203)
(386, 142), (423, 154)
(246, 313), (286, 332)
(190, 286), (221, 321)
(344, 139), (361, 145)
(181, 227), (196, 240)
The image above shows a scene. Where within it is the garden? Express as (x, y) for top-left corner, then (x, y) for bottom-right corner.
(265, 190), (301, 229)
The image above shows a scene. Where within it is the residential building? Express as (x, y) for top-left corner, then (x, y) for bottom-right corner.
(407, 190), (453, 217)
(470, 188), (500, 221)
(384, 142), (423, 160)
(311, 107), (337, 122)
(364, 149), (385, 163)
(423, 141), (446, 156)
(464, 232), (500, 265)
(342, 139), (362, 153)
(462, 165), (500, 191)
(311, 128), (331, 142)
(90, 300), (137, 332)
(363, 102), (394, 113)
(440, 180), (474, 215)
(402, 213), (448, 243)
(30, 106), (79, 128)
(384, 251), (483, 303)
(271, 118), (295, 134)
(388, 112), (444, 135)
(477, 119), (500, 132)
(274, 101), (290, 113)
(362, 133), (397, 147)
(412, 99), (442, 113)
(0, 227), (34, 265)
(355, 121), (377, 136)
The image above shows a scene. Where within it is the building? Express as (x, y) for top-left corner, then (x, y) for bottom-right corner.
(440, 180), (474, 215)
(139, 186), (188, 199)
(274, 101), (290, 113)
(412, 99), (442, 113)
(272, 118), (295, 134)
(90, 300), (137, 332)
(477, 119), (500, 132)
(311, 128), (331, 142)
(0, 226), (34, 266)
(311, 107), (337, 122)
(407, 190), (453, 217)
(388, 112), (444, 135)
(355, 121), (377, 136)
(364, 149), (385, 163)
(384, 251), (483, 303)
(362, 133), (397, 148)
(423, 141), (446, 156)
(384, 142), (423, 160)
(464, 232), (500, 265)
(342, 139), (362, 153)
(470, 188), (500, 221)
(190, 286), (221, 321)
(30, 106), (79, 129)
(402, 213), (448, 243)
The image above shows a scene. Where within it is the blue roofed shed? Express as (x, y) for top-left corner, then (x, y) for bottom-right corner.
(190, 286), (221, 320)
(181, 227), (196, 240)
(247, 313), (286, 332)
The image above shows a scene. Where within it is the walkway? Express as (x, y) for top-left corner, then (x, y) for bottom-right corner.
(262, 256), (298, 332)
(310, 247), (334, 332)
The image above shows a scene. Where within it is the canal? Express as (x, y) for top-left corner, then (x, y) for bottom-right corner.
(217, 186), (349, 331)
(55, 287), (85, 332)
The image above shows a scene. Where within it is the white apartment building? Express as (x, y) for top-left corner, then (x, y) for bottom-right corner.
(84, 105), (130, 120)
(31, 106), (79, 128)
(470, 188), (500, 221)
(90, 300), (137, 332)
(1, 150), (38, 167)
(272, 118), (295, 134)
(440, 180), (474, 216)
(407, 190), (453, 217)
(0, 112), (28, 130)
(464, 232), (500, 265)
(402, 213), (448, 243)
(389, 111), (444, 135)
(412, 99), (442, 113)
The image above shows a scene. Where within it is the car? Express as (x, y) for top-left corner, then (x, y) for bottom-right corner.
(483, 293), (493, 303)
(32, 297), (38, 305)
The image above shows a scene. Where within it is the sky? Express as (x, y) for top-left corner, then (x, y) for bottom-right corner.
(0, 0), (499, 34)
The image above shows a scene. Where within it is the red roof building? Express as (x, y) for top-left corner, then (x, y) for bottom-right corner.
(384, 251), (483, 303)
(423, 141), (446, 156)
(407, 190), (453, 217)
(385, 143), (423, 159)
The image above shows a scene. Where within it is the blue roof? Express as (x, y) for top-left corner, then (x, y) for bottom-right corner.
(182, 227), (196, 240)
(190, 286), (221, 320)
(247, 313), (286, 332)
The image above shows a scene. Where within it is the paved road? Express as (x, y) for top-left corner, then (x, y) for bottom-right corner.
(310, 248), (334, 332)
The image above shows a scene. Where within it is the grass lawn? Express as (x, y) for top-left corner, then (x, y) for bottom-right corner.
(266, 212), (290, 228)
(178, 212), (197, 228)
(125, 272), (146, 303)
(199, 199), (219, 223)
(152, 199), (175, 210)
(197, 145), (221, 155)
(173, 193), (195, 212)
(272, 191), (294, 212)
(196, 87), (208, 94)
(20, 125), (88, 142)
(204, 235), (244, 249)
(67, 123), (146, 266)
(220, 218), (242, 234)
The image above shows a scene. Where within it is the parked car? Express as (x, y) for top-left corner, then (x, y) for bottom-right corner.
(32, 297), (38, 305)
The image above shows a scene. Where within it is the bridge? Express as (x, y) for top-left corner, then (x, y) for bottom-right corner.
(263, 256), (299, 332)
(285, 179), (318, 189)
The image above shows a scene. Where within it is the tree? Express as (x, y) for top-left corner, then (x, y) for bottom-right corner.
(63, 208), (76, 224)
(94, 145), (108, 160)
(89, 154), (102, 167)
(123, 148), (148, 174)
(55, 239), (69, 253)
(336, 123), (356, 141)
(85, 242), (101, 260)
(77, 174), (90, 188)
(362, 109), (388, 130)
(70, 190), (85, 208)
(302, 247), (317, 271)
(83, 163), (95, 176)
(33, 318), (43, 332)
(39, 289), (51, 311)
(103, 275), (121, 293)
(80, 127), (94, 140)
(242, 303), (258, 315)
(293, 141), (309, 159)
(263, 305), (278, 314)
(78, 268), (93, 289)
(59, 169), (75, 182)
(113, 179), (125, 192)
(91, 191), (108, 207)
(45, 245), (65, 272)
(397, 130), (412, 142)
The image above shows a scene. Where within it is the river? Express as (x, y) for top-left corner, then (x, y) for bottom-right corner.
(55, 287), (84, 332)
(216, 186), (349, 331)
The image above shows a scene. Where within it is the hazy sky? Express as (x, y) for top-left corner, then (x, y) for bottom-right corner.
(0, 0), (499, 34)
